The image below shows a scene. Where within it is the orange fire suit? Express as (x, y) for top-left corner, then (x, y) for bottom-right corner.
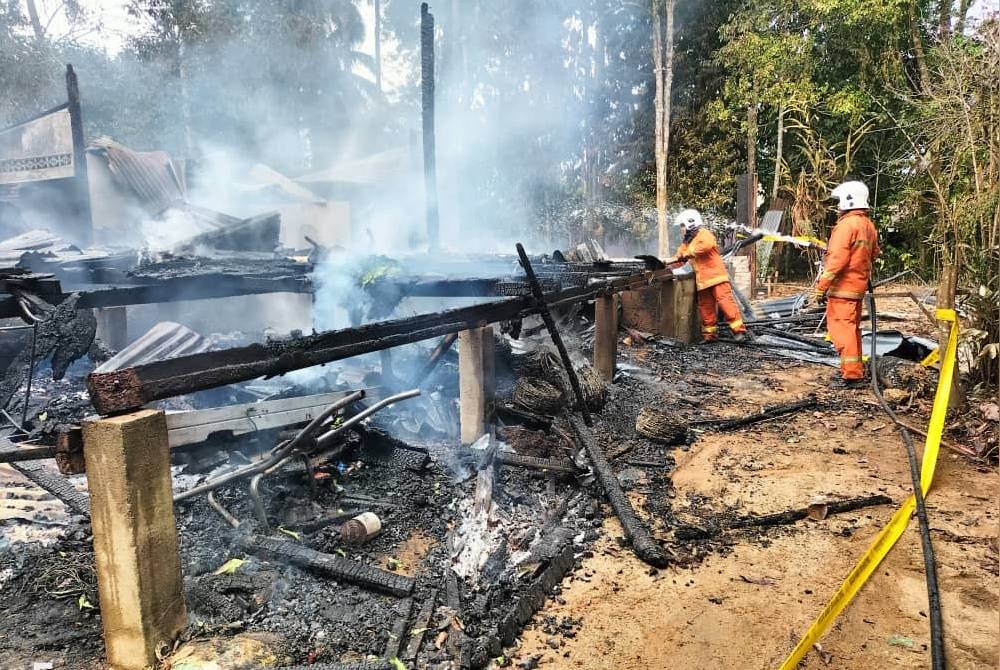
(816, 210), (880, 379)
(677, 228), (746, 341)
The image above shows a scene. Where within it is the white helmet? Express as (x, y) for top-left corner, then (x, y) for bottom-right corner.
(830, 180), (870, 211)
(674, 208), (704, 229)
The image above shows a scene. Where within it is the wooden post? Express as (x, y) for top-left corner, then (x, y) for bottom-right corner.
(94, 306), (128, 351)
(420, 3), (439, 251)
(619, 286), (659, 333)
(82, 409), (186, 670)
(66, 64), (93, 247)
(459, 327), (490, 444)
(659, 276), (698, 344)
(594, 294), (618, 381)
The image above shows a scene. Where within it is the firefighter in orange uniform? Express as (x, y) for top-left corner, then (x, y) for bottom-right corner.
(674, 209), (751, 343)
(815, 180), (880, 388)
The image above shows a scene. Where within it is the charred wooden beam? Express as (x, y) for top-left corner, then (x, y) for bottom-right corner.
(87, 296), (532, 414)
(0, 274), (311, 319)
(403, 592), (437, 662)
(409, 331), (458, 386)
(496, 452), (577, 476)
(567, 414), (669, 568)
(239, 535), (414, 597)
(674, 494), (893, 540)
(11, 461), (91, 516)
(693, 396), (818, 432)
(421, 2), (439, 251)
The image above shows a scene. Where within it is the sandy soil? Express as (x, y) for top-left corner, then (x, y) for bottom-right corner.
(510, 359), (999, 669)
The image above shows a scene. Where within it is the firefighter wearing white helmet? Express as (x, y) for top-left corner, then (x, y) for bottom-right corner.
(815, 180), (880, 388)
(830, 180), (870, 211)
(670, 208), (750, 343)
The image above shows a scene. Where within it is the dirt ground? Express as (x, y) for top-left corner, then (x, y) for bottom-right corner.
(511, 351), (999, 669)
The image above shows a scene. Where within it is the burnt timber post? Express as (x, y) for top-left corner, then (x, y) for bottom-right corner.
(459, 325), (493, 444)
(81, 409), (186, 669)
(420, 3), (440, 252)
(65, 64), (93, 247)
(594, 294), (617, 381)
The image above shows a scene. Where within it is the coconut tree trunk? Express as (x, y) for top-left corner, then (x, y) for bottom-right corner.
(25, 0), (44, 41)
(653, 0), (676, 259)
(772, 104), (784, 201)
(374, 0), (382, 92)
(909, 1), (931, 93)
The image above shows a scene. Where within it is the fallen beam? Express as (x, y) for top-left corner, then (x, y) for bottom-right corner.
(567, 415), (669, 568)
(403, 592), (437, 662)
(693, 396), (818, 432)
(11, 461), (91, 516)
(496, 452), (578, 476)
(674, 494), (893, 540)
(239, 535), (414, 597)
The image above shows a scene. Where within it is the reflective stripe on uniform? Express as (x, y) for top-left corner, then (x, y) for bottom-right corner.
(702, 325), (718, 333)
(853, 239), (875, 248)
(841, 355), (862, 363)
(828, 289), (866, 300)
(697, 274), (729, 291)
(821, 270), (837, 281)
(729, 319), (744, 330)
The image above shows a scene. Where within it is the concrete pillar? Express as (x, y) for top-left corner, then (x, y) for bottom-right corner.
(459, 326), (494, 444)
(82, 409), (186, 670)
(94, 306), (128, 351)
(594, 294), (618, 381)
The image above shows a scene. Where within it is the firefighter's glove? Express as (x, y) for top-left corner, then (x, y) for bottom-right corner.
(813, 290), (828, 305)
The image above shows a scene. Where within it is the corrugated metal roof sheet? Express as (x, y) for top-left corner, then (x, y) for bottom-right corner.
(87, 137), (185, 216)
(95, 321), (210, 372)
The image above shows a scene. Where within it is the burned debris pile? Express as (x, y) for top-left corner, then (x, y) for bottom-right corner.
(0, 226), (947, 669)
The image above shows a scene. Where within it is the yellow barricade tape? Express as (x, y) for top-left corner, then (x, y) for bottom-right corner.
(760, 234), (829, 250)
(921, 347), (941, 368)
(778, 308), (958, 669)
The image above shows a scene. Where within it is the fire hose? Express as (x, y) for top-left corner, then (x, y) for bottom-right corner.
(866, 287), (945, 669)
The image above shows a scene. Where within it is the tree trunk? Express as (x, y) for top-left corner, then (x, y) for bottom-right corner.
(772, 104), (784, 201)
(653, 0), (676, 259)
(178, 33), (194, 159)
(909, 1), (931, 93)
(25, 0), (44, 41)
(955, 0), (971, 35)
(938, 0), (952, 41)
(747, 104), (757, 179)
(374, 0), (382, 92)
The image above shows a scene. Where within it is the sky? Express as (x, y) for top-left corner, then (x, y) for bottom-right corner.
(34, 0), (378, 58)
(31, 0), (999, 60)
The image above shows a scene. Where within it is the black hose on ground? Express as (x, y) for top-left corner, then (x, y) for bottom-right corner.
(866, 290), (945, 669)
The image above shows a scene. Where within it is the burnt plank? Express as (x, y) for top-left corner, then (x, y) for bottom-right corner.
(87, 296), (534, 414)
(239, 535), (414, 597)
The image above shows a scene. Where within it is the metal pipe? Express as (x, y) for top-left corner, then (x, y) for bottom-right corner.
(248, 473), (268, 529)
(272, 390), (365, 459)
(174, 389), (416, 503)
(206, 491), (241, 528)
(315, 389), (421, 447)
